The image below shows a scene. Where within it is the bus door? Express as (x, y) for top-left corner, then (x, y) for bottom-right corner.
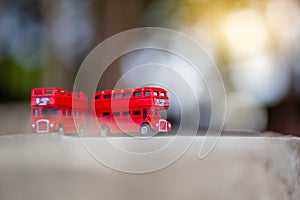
(128, 109), (142, 132)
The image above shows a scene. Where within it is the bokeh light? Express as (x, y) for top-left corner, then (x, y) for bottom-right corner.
(1, 0), (300, 134)
(224, 9), (268, 59)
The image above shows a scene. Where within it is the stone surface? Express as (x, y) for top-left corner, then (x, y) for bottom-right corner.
(0, 133), (299, 200)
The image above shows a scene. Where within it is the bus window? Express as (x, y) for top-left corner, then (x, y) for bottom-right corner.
(113, 112), (120, 117)
(104, 94), (111, 99)
(144, 91), (151, 96)
(68, 111), (72, 116)
(33, 108), (39, 116)
(73, 111), (77, 116)
(123, 93), (131, 98)
(155, 109), (159, 116)
(113, 94), (121, 98)
(79, 112), (82, 117)
(160, 92), (165, 96)
(62, 110), (66, 116)
(45, 90), (52, 94)
(42, 108), (49, 116)
(132, 110), (141, 116)
(153, 91), (158, 96)
(143, 109), (147, 119)
(122, 111), (130, 116)
(95, 95), (101, 100)
(134, 92), (142, 97)
(103, 112), (110, 117)
(50, 109), (59, 115)
(34, 90), (42, 95)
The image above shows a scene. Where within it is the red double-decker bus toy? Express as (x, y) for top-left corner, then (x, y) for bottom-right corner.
(31, 88), (88, 135)
(90, 87), (172, 136)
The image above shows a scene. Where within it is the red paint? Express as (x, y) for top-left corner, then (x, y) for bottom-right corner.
(90, 87), (171, 135)
(31, 88), (88, 134)
(31, 87), (172, 135)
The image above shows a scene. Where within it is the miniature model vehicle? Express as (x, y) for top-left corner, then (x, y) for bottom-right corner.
(90, 87), (172, 136)
(31, 88), (88, 135)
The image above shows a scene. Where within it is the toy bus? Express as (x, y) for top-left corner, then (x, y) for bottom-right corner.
(90, 87), (172, 136)
(31, 88), (88, 135)
(31, 87), (172, 136)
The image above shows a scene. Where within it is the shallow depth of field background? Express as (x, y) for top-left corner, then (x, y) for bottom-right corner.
(0, 0), (300, 135)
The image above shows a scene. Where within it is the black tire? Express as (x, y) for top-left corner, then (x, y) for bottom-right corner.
(58, 125), (64, 135)
(140, 124), (152, 136)
(100, 126), (110, 137)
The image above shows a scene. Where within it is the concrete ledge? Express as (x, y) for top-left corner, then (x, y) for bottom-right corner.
(0, 133), (299, 200)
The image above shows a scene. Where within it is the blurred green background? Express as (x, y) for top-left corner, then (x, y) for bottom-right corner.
(1, 0), (300, 135)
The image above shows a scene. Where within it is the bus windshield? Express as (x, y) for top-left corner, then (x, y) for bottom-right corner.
(42, 108), (59, 116)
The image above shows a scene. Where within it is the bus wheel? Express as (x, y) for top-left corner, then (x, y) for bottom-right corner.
(140, 124), (151, 136)
(58, 125), (64, 135)
(78, 126), (84, 137)
(100, 126), (110, 137)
